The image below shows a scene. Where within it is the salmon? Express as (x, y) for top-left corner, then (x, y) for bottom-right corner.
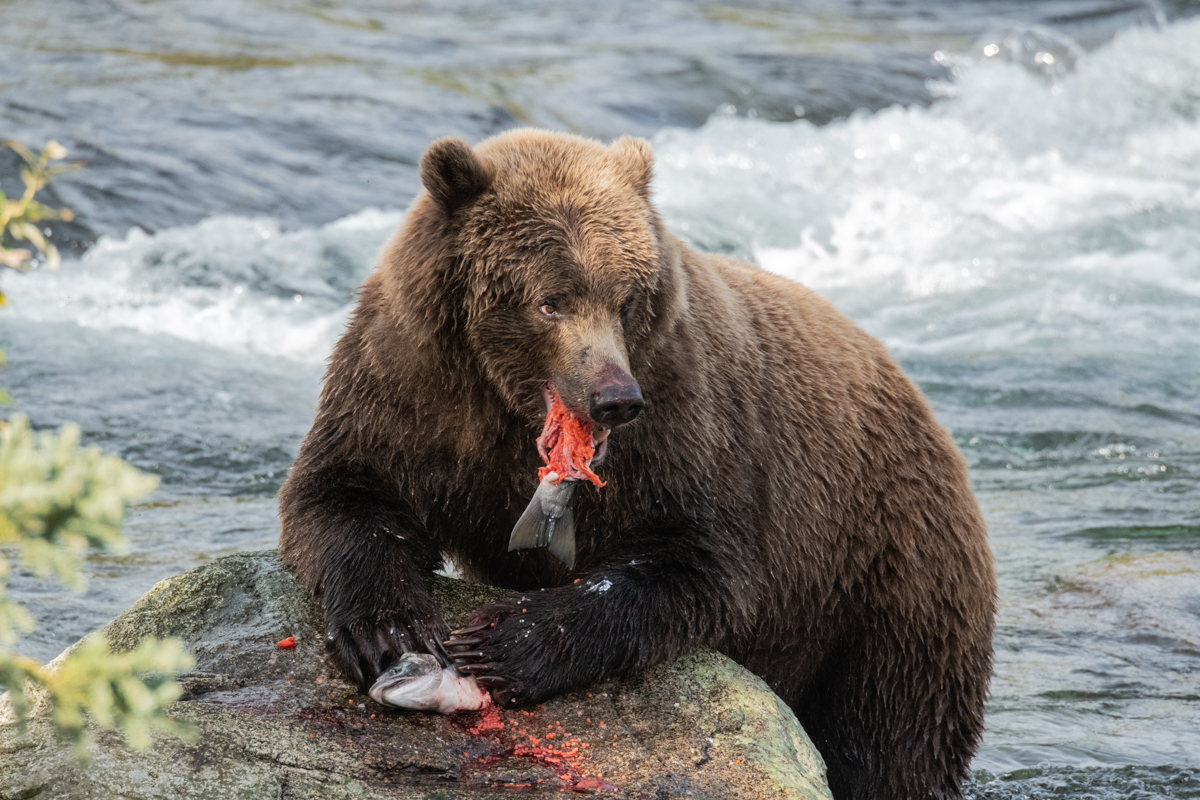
(508, 391), (609, 568)
(368, 652), (491, 713)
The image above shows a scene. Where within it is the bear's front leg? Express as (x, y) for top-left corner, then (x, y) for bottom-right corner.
(279, 464), (451, 691)
(445, 540), (753, 706)
(318, 527), (453, 690)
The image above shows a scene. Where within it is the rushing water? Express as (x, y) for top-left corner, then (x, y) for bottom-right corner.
(2, 1), (1199, 796)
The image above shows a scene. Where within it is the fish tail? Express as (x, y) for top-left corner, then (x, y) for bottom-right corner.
(508, 500), (576, 569)
(547, 507), (575, 569)
(509, 496), (556, 551)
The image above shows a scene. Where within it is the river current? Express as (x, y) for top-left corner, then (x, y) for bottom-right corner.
(1, 1), (1198, 795)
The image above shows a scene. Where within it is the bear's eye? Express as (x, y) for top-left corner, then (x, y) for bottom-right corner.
(538, 301), (559, 317)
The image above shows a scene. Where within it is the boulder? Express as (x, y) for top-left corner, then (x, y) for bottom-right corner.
(1, 550), (830, 800)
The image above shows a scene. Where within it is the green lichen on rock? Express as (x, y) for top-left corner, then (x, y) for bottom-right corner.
(608, 650), (830, 800)
(1, 550), (829, 799)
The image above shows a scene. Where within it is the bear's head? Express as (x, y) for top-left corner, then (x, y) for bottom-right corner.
(388, 129), (675, 437)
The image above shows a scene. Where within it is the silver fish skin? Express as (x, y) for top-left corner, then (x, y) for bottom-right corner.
(368, 652), (490, 714)
(508, 471), (577, 568)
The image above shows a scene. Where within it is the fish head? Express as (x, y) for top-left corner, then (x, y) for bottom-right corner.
(368, 652), (443, 706)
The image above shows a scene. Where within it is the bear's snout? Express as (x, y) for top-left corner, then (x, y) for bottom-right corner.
(589, 369), (644, 426)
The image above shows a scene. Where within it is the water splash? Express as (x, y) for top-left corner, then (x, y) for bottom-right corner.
(4, 208), (401, 363)
(653, 18), (1200, 364)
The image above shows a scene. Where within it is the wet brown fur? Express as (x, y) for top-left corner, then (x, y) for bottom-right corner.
(278, 129), (996, 800)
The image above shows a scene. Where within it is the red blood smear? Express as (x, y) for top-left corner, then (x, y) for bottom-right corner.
(467, 705), (505, 735)
(537, 392), (605, 487)
(459, 706), (612, 791)
(277, 636), (296, 648)
(513, 745), (580, 760)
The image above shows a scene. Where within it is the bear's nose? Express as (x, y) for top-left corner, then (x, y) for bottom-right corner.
(589, 383), (644, 426)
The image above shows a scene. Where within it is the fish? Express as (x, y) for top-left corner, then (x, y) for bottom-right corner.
(509, 470), (578, 568)
(508, 389), (613, 569)
(368, 652), (491, 714)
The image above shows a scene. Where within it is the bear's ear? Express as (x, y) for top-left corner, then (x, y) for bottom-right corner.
(610, 136), (654, 198)
(420, 138), (491, 212)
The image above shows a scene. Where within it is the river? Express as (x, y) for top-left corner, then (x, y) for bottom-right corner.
(1, 1), (1198, 795)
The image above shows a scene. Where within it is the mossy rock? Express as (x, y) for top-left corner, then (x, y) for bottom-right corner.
(1, 550), (829, 800)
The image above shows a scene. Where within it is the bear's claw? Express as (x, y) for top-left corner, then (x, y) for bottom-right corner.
(326, 611), (452, 691)
(444, 636), (483, 648)
(423, 638), (450, 667)
(473, 675), (509, 688)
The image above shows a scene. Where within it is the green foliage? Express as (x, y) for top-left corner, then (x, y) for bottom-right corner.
(0, 416), (195, 756)
(0, 415), (159, 634)
(1, 141), (196, 757)
(0, 417), (157, 593)
(0, 139), (82, 300)
(0, 638), (195, 758)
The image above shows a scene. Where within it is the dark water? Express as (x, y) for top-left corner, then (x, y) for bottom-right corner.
(2, 1), (1199, 796)
(1, 0), (1178, 246)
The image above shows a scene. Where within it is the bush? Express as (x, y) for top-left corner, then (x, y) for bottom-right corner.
(1, 140), (195, 758)
(0, 139), (80, 285)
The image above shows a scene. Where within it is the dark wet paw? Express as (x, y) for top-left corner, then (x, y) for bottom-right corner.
(443, 596), (544, 706)
(326, 612), (451, 691)
(445, 652), (527, 707)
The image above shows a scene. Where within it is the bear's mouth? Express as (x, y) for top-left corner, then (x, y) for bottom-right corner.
(542, 385), (610, 467)
(592, 426), (610, 465)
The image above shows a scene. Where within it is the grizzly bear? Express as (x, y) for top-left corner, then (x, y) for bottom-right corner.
(278, 128), (995, 800)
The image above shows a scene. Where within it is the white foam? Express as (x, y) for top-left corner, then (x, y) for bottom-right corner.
(652, 18), (1200, 360)
(5, 209), (402, 363)
(9, 19), (1200, 370)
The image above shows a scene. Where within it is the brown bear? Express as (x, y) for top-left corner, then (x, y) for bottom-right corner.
(278, 128), (995, 800)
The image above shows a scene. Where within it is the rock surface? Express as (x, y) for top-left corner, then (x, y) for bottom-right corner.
(1, 550), (830, 800)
